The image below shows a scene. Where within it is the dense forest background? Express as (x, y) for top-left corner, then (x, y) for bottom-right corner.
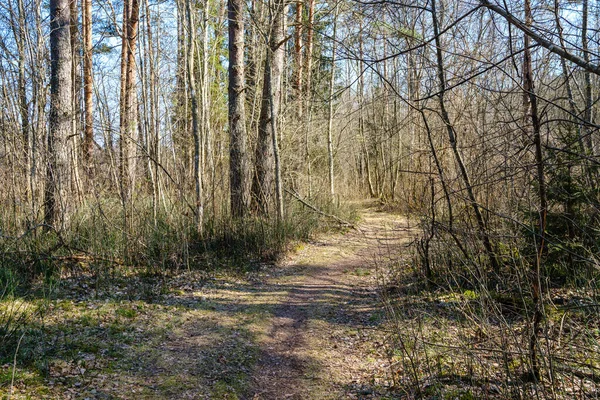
(1, 0), (600, 397)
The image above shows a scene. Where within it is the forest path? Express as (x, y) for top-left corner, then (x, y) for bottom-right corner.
(246, 204), (416, 399)
(4, 204), (415, 400)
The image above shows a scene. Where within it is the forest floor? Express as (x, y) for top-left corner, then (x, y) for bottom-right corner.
(1, 203), (417, 399)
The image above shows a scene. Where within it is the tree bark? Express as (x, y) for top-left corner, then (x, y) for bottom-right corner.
(228, 0), (250, 217)
(119, 0), (140, 202)
(303, 0), (315, 198)
(186, 0), (204, 234)
(326, 4), (338, 204)
(304, 0), (314, 104)
(294, 0), (304, 117)
(69, 0), (83, 203)
(13, 0), (31, 208)
(45, 0), (72, 229)
(82, 0), (93, 164)
(252, 0), (285, 217)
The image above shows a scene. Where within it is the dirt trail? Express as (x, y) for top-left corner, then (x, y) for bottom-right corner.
(3, 205), (415, 400)
(248, 206), (415, 399)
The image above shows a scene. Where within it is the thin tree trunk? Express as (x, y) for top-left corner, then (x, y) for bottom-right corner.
(119, 0), (131, 202)
(82, 0), (93, 165)
(582, 0), (595, 154)
(200, 0), (212, 217)
(358, 28), (375, 198)
(270, 66), (284, 221)
(69, 0), (83, 204)
(431, 0), (498, 273)
(14, 0), (31, 210)
(303, 0), (315, 198)
(247, 0), (264, 145)
(126, 0), (139, 194)
(294, 0), (304, 117)
(553, 0), (597, 193)
(523, 0), (545, 380)
(31, 0), (46, 216)
(271, 0), (285, 221)
(175, 0), (190, 177)
(186, 0), (204, 234)
(304, 0), (314, 105)
(326, 3), (338, 204)
(143, 0), (159, 225)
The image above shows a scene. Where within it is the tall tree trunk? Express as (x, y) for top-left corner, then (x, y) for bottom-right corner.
(303, 0), (314, 105)
(228, 0), (250, 217)
(578, 0), (599, 199)
(119, 0), (131, 201)
(303, 0), (315, 198)
(14, 0), (31, 210)
(69, 0), (83, 203)
(142, 0), (160, 225)
(358, 25), (375, 198)
(252, 0), (285, 217)
(45, 0), (72, 229)
(326, 3), (338, 204)
(175, 0), (190, 179)
(294, 0), (304, 117)
(186, 0), (204, 234)
(119, 0), (139, 203)
(582, 0), (595, 154)
(32, 0), (46, 212)
(200, 0), (212, 217)
(246, 0), (264, 144)
(82, 0), (93, 164)
(126, 0), (139, 192)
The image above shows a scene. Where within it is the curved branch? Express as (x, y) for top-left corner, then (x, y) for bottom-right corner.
(480, 0), (600, 75)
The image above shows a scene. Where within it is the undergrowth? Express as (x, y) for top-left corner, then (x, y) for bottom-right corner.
(378, 220), (600, 399)
(0, 193), (357, 386)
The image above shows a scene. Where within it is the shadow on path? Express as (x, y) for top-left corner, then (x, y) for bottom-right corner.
(247, 207), (416, 399)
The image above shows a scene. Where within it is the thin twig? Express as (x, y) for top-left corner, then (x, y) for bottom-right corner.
(8, 331), (25, 400)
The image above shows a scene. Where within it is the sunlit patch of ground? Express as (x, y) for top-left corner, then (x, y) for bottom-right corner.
(1, 271), (272, 399)
(1, 204), (417, 399)
(248, 206), (417, 399)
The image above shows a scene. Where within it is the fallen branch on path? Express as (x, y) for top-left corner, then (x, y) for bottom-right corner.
(284, 188), (359, 230)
